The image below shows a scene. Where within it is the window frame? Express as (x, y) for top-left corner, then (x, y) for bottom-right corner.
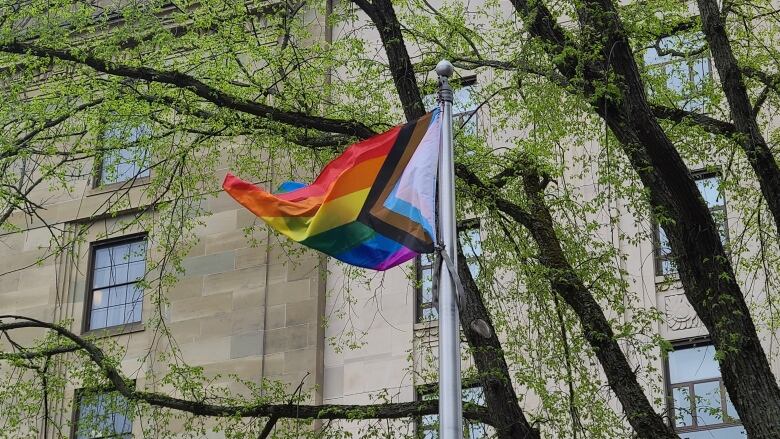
(71, 387), (134, 439)
(415, 219), (482, 324)
(654, 170), (728, 276)
(415, 382), (487, 439)
(664, 339), (743, 434)
(422, 75), (477, 125)
(82, 233), (148, 334)
(458, 218), (482, 277)
(415, 252), (437, 323)
(452, 76), (478, 136)
(93, 124), (152, 189)
(644, 32), (712, 111)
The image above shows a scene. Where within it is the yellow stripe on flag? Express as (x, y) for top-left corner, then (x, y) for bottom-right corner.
(261, 188), (370, 242)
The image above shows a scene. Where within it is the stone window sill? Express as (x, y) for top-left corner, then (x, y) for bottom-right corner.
(655, 275), (684, 295)
(82, 321), (145, 338)
(414, 320), (438, 332)
(86, 176), (150, 197)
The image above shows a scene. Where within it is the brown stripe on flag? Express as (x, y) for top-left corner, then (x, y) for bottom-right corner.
(367, 112), (434, 245)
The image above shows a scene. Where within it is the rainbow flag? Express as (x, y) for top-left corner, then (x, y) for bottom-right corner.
(223, 110), (440, 270)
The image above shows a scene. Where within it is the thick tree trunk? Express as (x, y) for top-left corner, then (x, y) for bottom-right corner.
(350, 0), (424, 122)
(507, 0), (780, 435)
(517, 172), (677, 439)
(613, 102), (780, 437)
(696, 0), (780, 237)
(497, 173), (677, 438)
(350, 3), (537, 436)
(456, 163), (677, 438)
(580, 1), (780, 435)
(354, 1), (681, 435)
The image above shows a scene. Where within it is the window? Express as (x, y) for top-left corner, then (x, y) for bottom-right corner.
(86, 236), (146, 331)
(417, 386), (487, 439)
(418, 252), (437, 322)
(74, 390), (133, 439)
(645, 33), (711, 111)
(98, 125), (151, 186)
(655, 173), (726, 276)
(460, 221), (482, 278)
(452, 77), (478, 136)
(417, 221), (482, 323)
(424, 77), (478, 137)
(666, 343), (745, 438)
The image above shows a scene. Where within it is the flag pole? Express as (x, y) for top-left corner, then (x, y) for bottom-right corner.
(435, 59), (463, 439)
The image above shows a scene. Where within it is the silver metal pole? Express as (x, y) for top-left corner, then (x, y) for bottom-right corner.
(435, 59), (463, 439)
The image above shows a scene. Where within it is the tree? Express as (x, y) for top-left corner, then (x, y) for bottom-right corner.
(0, 0), (779, 437)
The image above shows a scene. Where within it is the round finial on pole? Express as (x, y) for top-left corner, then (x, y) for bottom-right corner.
(435, 60), (454, 78)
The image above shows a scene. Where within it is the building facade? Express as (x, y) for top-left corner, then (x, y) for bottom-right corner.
(0, 1), (773, 439)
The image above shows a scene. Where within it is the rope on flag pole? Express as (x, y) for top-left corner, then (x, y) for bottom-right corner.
(431, 244), (466, 311)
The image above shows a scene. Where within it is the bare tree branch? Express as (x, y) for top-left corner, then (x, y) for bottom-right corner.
(0, 42), (375, 139)
(0, 315), (493, 425)
(651, 104), (737, 136)
(697, 0), (780, 237)
(456, 160), (677, 439)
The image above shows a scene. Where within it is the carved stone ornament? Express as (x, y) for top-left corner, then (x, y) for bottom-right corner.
(656, 279), (683, 292)
(664, 293), (702, 331)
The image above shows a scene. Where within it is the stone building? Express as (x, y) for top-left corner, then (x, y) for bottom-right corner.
(0, 2), (765, 439)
